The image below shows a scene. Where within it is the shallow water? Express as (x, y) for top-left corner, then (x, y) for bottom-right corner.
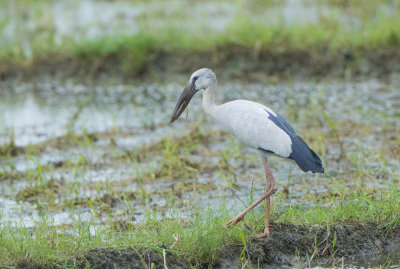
(1, 75), (399, 233)
(1, 0), (399, 266)
(0, 77), (399, 268)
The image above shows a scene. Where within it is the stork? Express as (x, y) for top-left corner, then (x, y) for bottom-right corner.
(170, 68), (324, 238)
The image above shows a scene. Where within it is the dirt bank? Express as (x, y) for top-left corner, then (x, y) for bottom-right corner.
(15, 223), (393, 268)
(2, 48), (400, 81)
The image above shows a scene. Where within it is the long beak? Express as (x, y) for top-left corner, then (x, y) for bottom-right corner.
(170, 84), (197, 123)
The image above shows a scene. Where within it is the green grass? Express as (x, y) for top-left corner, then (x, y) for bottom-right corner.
(1, 105), (398, 266)
(272, 185), (400, 231)
(128, 125), (225, 182)
(1, 186), (399, 267)
(1, 0), (399, 75)
(0, 4), (399, 265)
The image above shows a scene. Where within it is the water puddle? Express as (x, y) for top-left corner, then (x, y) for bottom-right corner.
(1, 0), (399, 265)
(0, 75), (399, 266)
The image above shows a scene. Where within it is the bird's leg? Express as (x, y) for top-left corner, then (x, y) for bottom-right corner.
(255, 159), (277, 238)
(226, 159), (278, 232)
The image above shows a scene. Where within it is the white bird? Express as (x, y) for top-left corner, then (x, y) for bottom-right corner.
(170, 68), (324, 238)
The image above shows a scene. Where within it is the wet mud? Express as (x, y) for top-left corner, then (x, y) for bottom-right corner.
(219, 223), (400, 268)
(2, 0), (400, 81)
(2, 48), (400, 81)
(2, 1), (400, 268)
(1, 71), (399, 267)
(31, 223), (397, 268)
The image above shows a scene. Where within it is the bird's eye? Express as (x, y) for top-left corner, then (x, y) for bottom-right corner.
(192, 76), (199, 83)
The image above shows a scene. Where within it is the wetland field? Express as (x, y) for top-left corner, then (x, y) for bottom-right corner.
(1, 0), (400, 268)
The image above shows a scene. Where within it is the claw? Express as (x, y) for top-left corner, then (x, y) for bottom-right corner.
(226, 214), (245, 227)
(254, 232), (269, 239)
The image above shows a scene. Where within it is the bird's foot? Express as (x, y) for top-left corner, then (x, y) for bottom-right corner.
(254, 225), (270, 238)
(226, 212), (247, 227)
(254, 232), (269, 238)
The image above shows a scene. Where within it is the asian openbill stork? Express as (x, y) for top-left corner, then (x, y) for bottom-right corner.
(170, 68), (324, 238)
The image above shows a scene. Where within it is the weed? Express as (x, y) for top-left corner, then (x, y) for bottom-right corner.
(0, 185), (399, 267)
(272, 186), (400, 232)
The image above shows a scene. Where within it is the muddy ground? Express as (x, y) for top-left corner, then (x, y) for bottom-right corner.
(80, 224), (400, 268)
(12, 223), (399, 268)
(2, 48), (400, 82)
(1, 0), (400, 267)
(1, 48), (400, 268)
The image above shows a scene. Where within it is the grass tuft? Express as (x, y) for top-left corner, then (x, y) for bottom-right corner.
(1, 186), (399, 267)
(272, 185), (400, 231)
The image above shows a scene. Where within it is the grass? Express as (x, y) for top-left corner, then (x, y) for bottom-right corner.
(0, 129), (398, 266)
(126, 124), (227, 181)
(0, 0), (399, 76)
(0, 186), (399, 267)
(0, 52), (399, 267)
(272, 185), (400, 231)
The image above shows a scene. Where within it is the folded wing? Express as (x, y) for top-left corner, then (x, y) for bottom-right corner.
(215, 100), (324, 173)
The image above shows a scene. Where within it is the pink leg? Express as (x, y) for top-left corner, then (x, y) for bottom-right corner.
(226, 159), (278, 238)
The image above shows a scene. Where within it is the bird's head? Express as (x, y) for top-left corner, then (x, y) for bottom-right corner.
(170, 68), (216, 123)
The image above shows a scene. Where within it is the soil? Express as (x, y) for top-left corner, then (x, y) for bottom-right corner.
(2, 45), (399, 269)
(78, 223), (400, 268)
(217, 223), (399, 268)
(1, 48), (400, 81)
(12, 222), (398, 269)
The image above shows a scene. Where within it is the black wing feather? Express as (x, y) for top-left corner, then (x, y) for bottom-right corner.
(265, 110), (324, 173)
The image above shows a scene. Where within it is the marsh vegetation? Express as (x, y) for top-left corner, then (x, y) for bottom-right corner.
(0, 0), (399, 268)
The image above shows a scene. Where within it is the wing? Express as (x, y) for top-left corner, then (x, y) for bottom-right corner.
(266, 108), (324, 173)
(214, 100), (293, 157)
(214, 100), (324, 173)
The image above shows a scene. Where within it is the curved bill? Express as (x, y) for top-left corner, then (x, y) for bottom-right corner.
(170, 84), (197, 123)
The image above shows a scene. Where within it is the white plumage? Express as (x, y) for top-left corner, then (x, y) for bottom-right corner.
(210, 99), (293, 158)
(170, 68), (324, 237)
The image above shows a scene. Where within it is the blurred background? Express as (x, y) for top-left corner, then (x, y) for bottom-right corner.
(1, 0), (400, 78)
(0, 0), (399, 267)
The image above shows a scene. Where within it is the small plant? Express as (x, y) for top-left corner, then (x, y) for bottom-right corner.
(323, 111), (345, 160)
(306, 236), (319, 268)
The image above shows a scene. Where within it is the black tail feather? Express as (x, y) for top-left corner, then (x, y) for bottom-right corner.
(289, 136), (324, 173)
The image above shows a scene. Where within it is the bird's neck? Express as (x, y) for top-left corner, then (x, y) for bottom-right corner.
(202, 86), (218, 117)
